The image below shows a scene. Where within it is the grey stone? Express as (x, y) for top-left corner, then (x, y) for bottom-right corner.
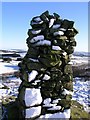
(17, 11), (78, 119)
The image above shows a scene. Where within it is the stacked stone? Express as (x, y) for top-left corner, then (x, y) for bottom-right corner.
(18, 11), (78, 119)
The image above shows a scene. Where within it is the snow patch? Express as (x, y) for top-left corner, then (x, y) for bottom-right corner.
(0, 62), (19, 74)
(10, 77), (22, 84)
(29, 58), (39, 62)
(52, 98), (61, 104)
(60, 28), (67, 31)
(32, 80), (41, 85)
(39, 109), (70, 118)
(30, 35), (44, 43)
(0, 83), (4, 88)
(52, 46), (61, 51)
(35, 40), (51, 46)
(43, 98), (51, 105)
(62, 89), (73, 96)
(29, 70), (38, 82)
(43, 98), (56, 107)
(52, 24), (61, 29)
(31, 21), (43, 25)
(0, 89), (8, 98)
(68, 61), (73, 65)
(43, 74), (50, 80)
(25, 88), (42, 107)
(34, 17), (41, 22)
(63, 52), (67, 56)
(54, 31), (64, 36)
(25, 106), (41, 118)
(72, 78), (90, 112)
(47, 105), (61, 110)
(49, 19), (55, 28)
(43, 103), (57, 107)
(31, 30), (41, 34)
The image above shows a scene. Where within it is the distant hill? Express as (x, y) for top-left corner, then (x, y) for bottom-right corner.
(0, 49), (26, 53)
(0, 49), (90, 57)
(73, 51), (90, 57)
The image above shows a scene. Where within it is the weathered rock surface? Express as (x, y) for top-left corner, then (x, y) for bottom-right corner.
(17, 11), (78, 119)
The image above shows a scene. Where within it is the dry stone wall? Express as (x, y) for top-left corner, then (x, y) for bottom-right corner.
(18, 11), (78, 119)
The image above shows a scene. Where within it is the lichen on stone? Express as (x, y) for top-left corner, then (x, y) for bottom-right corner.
(17, 10), (78, 119)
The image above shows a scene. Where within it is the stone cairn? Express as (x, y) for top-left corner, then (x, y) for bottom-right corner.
(18, 11), (78, 119)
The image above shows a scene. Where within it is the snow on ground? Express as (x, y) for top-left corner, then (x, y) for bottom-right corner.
(0, 61), (20, 74)
(71, 55), (89, 65)
(0, 51), (89, 75)
(1, 76), (89, 116)
(3, 77), (21, 88)
(0, 77), (21, 103)
(72, 77), (90, 113)
(19, 52), (26, 58)
(0, 76), (90, 118)
(0, 51), (90, 118)
(0, 51), (14, 54)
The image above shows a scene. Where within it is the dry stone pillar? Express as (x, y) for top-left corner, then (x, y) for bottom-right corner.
(18, 11), (78, 119)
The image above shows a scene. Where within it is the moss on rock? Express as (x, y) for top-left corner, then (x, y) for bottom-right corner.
(71, 100), (90, 119)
